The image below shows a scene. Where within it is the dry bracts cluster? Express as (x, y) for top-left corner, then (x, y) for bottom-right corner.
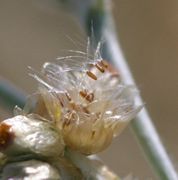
(32, 43), (142, 155)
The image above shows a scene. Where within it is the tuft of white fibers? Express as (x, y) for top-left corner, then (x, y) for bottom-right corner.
(32, 41), (142, 155)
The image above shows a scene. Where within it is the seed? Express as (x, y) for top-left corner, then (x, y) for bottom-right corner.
(100, 60), (108, 68)
(95, 63), (105, 73)
(85, 93), (94, 102)
(80, 90), (94, 102)
(86, 71), (97, 80)
(79, 90), (87, 98)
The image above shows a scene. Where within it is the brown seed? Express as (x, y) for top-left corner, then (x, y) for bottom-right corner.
(79, 90), (87, 98)
(80, 90), (94, 103)
(95, 63), (105, 73)
(86, 71), (97, 80)
(85, 93), (94, 102)
(100, 60), (108, 68)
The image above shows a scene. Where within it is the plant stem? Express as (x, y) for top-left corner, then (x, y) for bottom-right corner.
(83, 0), (177, 179)
(0, 78), (26, 111)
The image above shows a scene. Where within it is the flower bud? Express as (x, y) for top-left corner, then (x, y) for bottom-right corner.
(0, 115), (64, 157)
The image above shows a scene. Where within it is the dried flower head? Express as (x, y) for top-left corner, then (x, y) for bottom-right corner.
(32, 42), (142, 155)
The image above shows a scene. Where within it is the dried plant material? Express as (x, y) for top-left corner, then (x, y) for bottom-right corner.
(0, 123), (14, 151)
(0, 115), (64, 157)
(31, 42), (142, 155)
(0, 160), (61, 180)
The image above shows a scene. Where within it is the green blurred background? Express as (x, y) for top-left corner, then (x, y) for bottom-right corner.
(0, 0), (178, 178)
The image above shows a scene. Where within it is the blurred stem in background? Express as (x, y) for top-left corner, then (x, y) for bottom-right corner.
(0, 0), (177, 179)
(61, 0), (177, 179)
(0, 77), (26, 112)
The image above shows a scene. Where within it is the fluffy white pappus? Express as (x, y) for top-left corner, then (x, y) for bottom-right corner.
(32, 42), (142, 155)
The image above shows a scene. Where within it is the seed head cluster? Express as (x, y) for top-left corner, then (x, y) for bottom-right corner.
(32, 42), (142, 155)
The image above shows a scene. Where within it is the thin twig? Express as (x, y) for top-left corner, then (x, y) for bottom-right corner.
(60, 0), (178, 179)
(0, 78), (26, 111)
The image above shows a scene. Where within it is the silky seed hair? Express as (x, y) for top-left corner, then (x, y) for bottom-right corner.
(31, 40), (142, 154)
